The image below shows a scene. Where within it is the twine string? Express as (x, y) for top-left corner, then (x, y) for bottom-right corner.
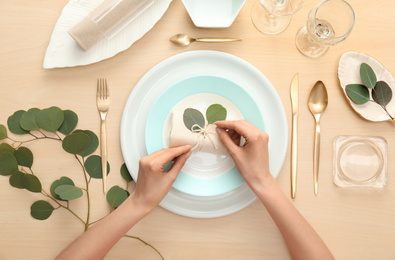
(190, 124), (218, 151)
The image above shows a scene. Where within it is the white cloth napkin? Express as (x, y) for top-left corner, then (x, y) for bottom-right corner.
(168, 110), (230, 155)
(43, 0), (172, 68)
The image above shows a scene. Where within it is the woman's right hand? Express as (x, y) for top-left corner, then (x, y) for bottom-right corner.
(215, 120), (274, 194)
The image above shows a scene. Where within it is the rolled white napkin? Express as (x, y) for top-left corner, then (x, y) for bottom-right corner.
(68, 0), (153, 51)
(168, 110), (229, 155)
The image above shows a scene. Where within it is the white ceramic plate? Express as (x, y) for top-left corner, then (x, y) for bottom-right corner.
(145, 76), (265, 197)
(120, 50), (288, 218)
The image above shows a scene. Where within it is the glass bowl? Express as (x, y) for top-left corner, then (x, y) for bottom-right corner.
(333, 136), (387, 188)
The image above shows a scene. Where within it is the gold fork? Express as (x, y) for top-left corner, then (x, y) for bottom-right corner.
(97, 79), (110, 194)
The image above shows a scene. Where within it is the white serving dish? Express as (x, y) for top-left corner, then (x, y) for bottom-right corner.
(181, 0), (246, 28)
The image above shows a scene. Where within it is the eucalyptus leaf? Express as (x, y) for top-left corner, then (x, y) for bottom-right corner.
(9, 171), (25, 189)
(372, 81), (392, 106)
(106, 185), (129, 208)
(55, 185), (83, 200)
(0, 124), (7, 140)
(30, 200), (54, 220)
(0, 152), (18, 176)
(120, 163), (133, 183)
(50, 176), (75, 200)
(14, 147), (33, 168)
(73, 130), (98, 157)
(58, 110), (78, 135)
(85, 155), (110, 179)
(7, 110), (29, 135)
(36, 106), (64, 133)
(183, 108), (205, 132)
(345, 84), (370, 104)
(360, 63), (377, 89)
(21, 174), (42, 193)
(206, 104), (227, 124)
(62, 132), (90, 155)
(20, 108), (40, 131)
(0, 143), (14, 155)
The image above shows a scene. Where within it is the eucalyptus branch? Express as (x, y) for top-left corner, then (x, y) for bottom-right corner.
(74, 154), (90, 231)
(41, 190), (86, 225)
(124, 235), (164, 260)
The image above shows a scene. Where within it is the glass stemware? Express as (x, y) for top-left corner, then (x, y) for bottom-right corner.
(251, 0), (304, 35)
(295, 0), (355, 58)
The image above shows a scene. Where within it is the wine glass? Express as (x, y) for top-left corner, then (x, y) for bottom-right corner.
(295, 0), (355, 58)
(251, 0), (304, 35)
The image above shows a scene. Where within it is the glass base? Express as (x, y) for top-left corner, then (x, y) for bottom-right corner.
(295, 25), (329, 58)
(251, 0), (291, 35)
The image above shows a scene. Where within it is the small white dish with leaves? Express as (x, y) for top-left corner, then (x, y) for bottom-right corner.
(338, 51), (395, 122)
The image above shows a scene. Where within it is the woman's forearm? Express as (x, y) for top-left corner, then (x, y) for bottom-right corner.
(56, 195), (150, 260)
(257, 176), (335, 260)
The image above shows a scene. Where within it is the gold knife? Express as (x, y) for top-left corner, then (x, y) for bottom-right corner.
(290, 73), (299, 199)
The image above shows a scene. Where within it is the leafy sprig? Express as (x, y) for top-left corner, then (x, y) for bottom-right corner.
(345, 63), (393, 119)
(0, 107), (163, 259)
(183, 104), (227, 131)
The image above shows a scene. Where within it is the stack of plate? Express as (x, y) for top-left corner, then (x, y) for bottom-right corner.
(120, 50), (287, 218)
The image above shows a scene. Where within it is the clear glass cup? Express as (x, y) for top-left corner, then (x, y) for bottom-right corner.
(251, 0), (304, 35)
(333, 136), (387, 188)
(295, 0), (355, 58)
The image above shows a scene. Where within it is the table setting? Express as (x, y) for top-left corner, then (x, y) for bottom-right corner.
(1, 0), (395, 259)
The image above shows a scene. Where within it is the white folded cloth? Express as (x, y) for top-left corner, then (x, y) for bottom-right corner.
(168, 110), (230, 155)
(68, 0), (153, 51)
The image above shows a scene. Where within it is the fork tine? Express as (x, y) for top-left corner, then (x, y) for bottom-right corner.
(97, 79), (100, 98)
(105, 79), (109, 98)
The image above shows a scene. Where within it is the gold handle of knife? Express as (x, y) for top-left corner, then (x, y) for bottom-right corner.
(291, 112), (298, 199)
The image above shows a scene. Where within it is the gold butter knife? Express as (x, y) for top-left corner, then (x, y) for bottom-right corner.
(290, 73), (299, 199)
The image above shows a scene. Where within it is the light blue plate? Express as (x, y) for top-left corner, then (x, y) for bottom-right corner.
(145, 75), (265, 196)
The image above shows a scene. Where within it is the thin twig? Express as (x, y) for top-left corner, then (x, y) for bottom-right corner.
(123, 235), (165, 260)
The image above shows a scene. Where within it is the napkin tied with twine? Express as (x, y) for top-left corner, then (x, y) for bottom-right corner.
(169, 110), (229, 155)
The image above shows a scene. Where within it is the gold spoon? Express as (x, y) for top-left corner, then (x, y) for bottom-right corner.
(308, 81), (328, 195)
(169, 34), (242, 47)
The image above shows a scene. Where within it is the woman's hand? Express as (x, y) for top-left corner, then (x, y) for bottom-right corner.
(131, 145), (192, 213)
(215, 120), (273, 194)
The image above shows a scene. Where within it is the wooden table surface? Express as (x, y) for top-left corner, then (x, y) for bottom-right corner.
(1, 0), (394, 259)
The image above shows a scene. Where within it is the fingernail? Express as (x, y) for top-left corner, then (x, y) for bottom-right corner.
(184, 151), (192, 159)
(216, 127), (222, 134)
(185, 144), (191, 149)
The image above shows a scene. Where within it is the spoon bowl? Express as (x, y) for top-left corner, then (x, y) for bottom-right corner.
(308, 81), (328, 195)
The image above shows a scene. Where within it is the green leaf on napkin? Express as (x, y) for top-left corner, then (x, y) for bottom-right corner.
(360, 63), (377, 89)
(345, 84), (370, 104)
(372, 81), (392, 106)
(183, 108), (205, 131)
(107, 185), (129, 209)
(20, 108), (40, 131)
(206, 104), (227, 124)
(36, 106), (64, 133)
(30, 200), (54, 220)
(62, 132), (90, 155)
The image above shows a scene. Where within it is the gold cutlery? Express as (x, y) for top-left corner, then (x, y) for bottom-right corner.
(290, 73), (299, 199)
(308, 81), (328, 195)
(169, 33), (242, 47)
(97, 79), (110, 194)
